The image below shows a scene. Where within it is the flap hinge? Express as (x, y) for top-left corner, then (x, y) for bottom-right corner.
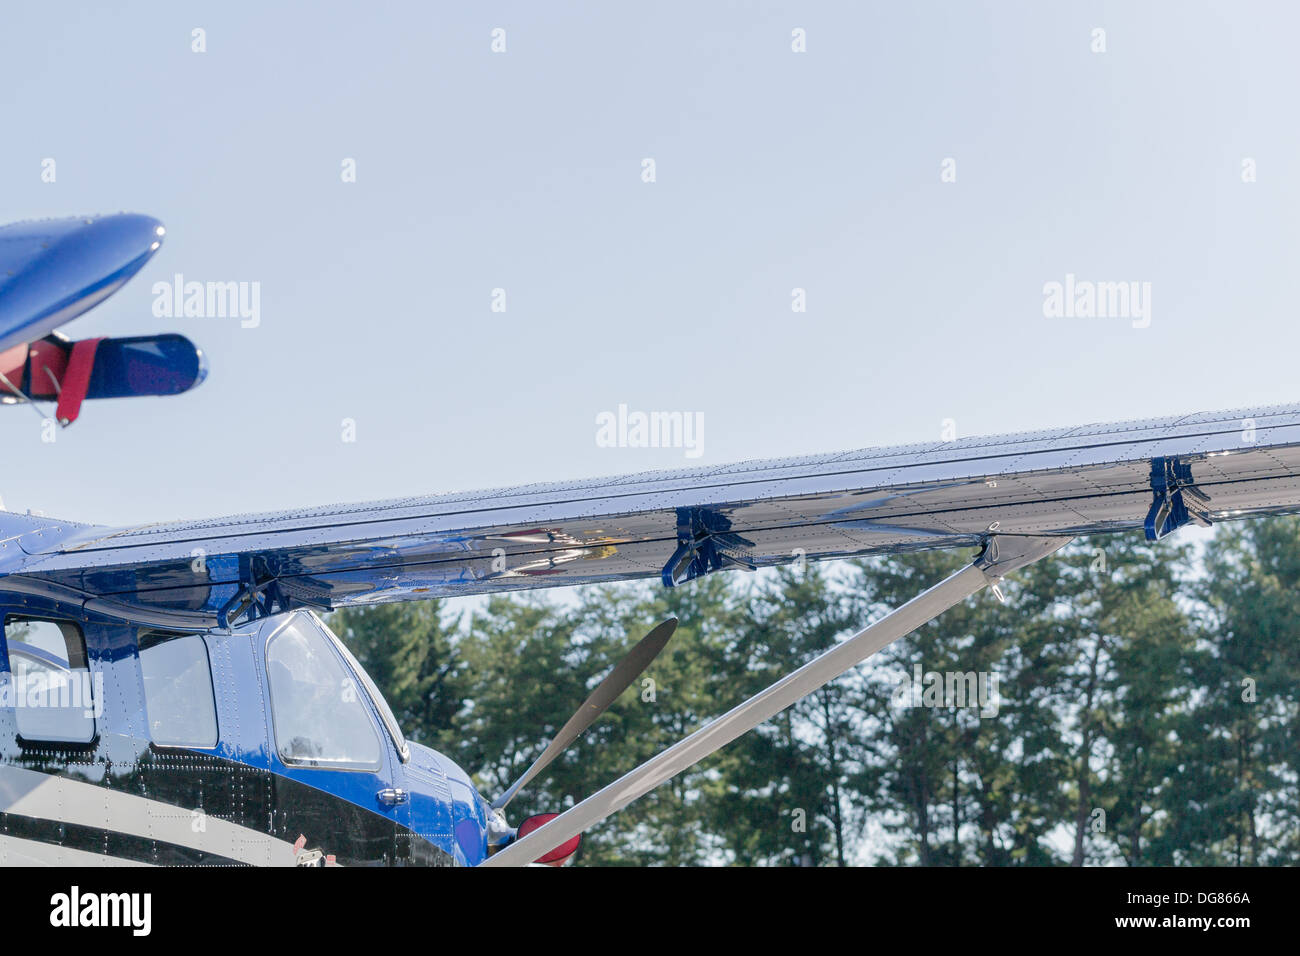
(1144, 457), (1212, 542)
(661, 507), (756, 588)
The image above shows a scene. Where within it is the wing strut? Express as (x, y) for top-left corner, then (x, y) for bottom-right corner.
(480, 533), (1072, 867)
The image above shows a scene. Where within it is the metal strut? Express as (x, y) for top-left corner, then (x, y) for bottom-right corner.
(216, 554), (289, 629)
(483, 533), (1073, 867)
(1144, 457), (1212, 541)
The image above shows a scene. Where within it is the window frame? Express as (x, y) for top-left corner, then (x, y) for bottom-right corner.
(2, 614), (98, 748)
(263, 613), (384, 773)
(137, 628), (220, 751)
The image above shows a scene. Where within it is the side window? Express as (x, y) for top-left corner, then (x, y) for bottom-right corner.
(3, 616), (96, 744)
(313, 614), (408, 762)
(139, 630), (218, 748)
(266, 617), (381, 771)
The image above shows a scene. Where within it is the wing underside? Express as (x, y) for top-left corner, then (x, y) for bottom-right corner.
(4, 404), (1300, 626)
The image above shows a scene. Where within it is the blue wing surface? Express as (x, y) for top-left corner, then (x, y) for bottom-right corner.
(0, 214), (165, 352)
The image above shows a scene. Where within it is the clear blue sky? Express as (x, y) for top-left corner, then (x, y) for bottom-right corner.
(1, 1), (1295, 530)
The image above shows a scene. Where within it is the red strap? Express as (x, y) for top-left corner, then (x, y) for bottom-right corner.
(25, 339), (70, 399)
(56, 337), (104, 424)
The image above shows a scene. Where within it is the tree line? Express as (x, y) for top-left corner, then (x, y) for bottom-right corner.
(329, 518), (1300, 865)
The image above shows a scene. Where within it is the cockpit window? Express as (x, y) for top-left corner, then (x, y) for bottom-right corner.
(139, 630), (218, 748)
(266, 617), (382, 771)
(3, 616), (96, 744)
(311, 613), (409, 762)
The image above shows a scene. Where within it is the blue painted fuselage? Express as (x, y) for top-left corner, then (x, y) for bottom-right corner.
(0, 593), (488, 867)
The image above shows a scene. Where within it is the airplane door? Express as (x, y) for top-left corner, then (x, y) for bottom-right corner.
(305, 613), (414, 851)
(262, 611), (411, 865)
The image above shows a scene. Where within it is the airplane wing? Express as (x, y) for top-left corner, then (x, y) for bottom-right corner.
(0, 214), (164, 352)
(2, 403), (1298, 629)
(0, 214), (205, 424)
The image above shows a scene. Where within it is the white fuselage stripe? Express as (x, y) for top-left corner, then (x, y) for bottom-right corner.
(0, 833), (153, 867)
(0, 764), (299, 866)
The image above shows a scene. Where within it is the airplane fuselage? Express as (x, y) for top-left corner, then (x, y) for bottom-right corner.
(0, 597), (488, 866)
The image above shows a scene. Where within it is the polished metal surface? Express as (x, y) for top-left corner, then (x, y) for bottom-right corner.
(2, 403), (1299, 617)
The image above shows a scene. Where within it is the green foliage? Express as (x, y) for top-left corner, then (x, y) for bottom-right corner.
(716, 564), (859, 866)
(329, 601), (465, 754)
(1165, 519), (1300, 865)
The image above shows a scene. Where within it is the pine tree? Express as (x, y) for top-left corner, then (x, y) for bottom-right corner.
(713, 564), (859, 865)
(328, 600), (465, 753)
(1168, 519), (1300, 865)
(847, 548), (1034, 865)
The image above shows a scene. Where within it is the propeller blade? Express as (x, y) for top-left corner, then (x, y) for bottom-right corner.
(481, 536), (1072, 867)
(491, 617), (678, 812)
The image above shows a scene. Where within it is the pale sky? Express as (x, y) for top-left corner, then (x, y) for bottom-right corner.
(1, 1), (1295, 532)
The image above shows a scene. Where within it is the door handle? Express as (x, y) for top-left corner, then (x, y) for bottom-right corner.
(376, 787), (409, 806)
